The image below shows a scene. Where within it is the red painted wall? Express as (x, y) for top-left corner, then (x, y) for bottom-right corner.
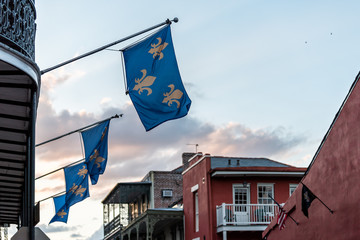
(183, 155), (212, 240)
(263, 74), (360, 240)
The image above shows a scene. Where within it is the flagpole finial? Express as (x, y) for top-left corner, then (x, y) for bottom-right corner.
(173, 17), (179, 23)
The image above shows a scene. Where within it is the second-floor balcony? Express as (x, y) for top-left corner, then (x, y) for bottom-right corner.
(216, 203), (279, 232)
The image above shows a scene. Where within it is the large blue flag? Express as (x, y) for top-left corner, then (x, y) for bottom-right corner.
(64, 162), (90, 208)
(81, 120), (110, 185)
(49, 194), (69, 224)
(123, 25), (191, 131)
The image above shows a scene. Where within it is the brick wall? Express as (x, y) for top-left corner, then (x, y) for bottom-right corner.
(152, 171), (183, 208)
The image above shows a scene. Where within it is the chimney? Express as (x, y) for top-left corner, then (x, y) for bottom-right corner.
(182, 152), (195, 170)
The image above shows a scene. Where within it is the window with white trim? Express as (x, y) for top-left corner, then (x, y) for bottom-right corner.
(258, 184), (274, 216)
(257, 184), (274, 204)
(289, 184), (298, 196)
(194, 192), (199, 232)
(233, 184), (250, 213)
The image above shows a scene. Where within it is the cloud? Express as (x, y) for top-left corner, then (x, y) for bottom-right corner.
(37, 223), (77, 233)
(202, 122), (304, 158)
(70, 233), (85, 239)
(88, 226), (103, 240)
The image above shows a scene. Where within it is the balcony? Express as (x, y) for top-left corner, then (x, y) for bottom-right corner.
(0, 0), (36, 60)
(216, 203), (278, 232)
(104, 214), (122, 239)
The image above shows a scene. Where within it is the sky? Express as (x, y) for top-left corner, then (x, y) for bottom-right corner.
(7, 0), (360, 239)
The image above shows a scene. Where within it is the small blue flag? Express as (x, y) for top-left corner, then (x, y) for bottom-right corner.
(64, 162), (90, 208)
(81, 120), (110, 185)
(49, 194), (69, 224)
(123, 25), (191, 131)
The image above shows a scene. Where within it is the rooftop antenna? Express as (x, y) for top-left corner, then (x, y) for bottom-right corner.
(187, 143), (199, 153)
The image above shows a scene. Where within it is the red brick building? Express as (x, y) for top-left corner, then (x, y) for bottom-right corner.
(182, 153), (306, 240)
(263, 73), (360, 239)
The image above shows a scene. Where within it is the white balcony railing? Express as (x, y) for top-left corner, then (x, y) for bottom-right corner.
(216, 203), (278, 226)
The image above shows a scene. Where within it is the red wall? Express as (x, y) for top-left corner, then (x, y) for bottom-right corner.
(263, 74), (360, 239)
(183, 155), (212, 240)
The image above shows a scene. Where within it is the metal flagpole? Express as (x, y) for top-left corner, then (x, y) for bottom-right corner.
(36, 191), (66, 204)
(300, 182), (333, 214)
(35, 158), (85, 180)
(40, 18), (179, 75)
(268, 194), (299, 225)
(35, 114), (122, 147)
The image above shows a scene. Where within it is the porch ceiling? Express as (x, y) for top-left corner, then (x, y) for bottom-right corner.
(102, 182), (152, 204)
(0, 59), (37, 225)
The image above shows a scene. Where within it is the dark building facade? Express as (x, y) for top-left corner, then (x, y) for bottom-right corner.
(102, 168), (184, 240)
(0, 0), (41, 239)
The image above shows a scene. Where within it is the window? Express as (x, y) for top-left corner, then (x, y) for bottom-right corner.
(233, 185), (249, 204)
(258, 184), (274, 204)
(162, 189), (173, 198)
(194, 192), (199, 232)
(233, 184), (249, 214)
(289, 184), (298, 196)
(258, 184), (274, 216)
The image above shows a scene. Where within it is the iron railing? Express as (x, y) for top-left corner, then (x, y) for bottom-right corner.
(216, 203), (278, 226)
(0, 0), (36, 59)
(104, 214), (122, 237)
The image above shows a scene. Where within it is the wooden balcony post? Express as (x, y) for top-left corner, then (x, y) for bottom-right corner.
(222, 203), (226, 226)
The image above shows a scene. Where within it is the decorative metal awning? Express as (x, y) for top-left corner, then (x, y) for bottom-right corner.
(0, 44), (40, 225)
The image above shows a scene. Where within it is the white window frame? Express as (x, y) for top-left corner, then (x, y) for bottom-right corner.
(232, 183), (250, 205)
(289, 184), (298, 196)
(257, 183), (274, 204)
(194, 192), (199, 232)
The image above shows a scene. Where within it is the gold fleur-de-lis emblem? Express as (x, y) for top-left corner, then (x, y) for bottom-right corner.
(148, 37), (168, 60)
(57, 209), (67, 218)
(69, 183), (78, 194)
(77, 165), (88, 179)
(101, 127), (107, 141)
(95, 157), (105, 168)
(89, 149), (105, 168)
(162, 84), (183, 108)
(133, 69), (156, 96)
(75, 185), (86, 197)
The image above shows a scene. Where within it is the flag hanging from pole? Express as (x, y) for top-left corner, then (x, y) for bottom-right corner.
(276, 208), (288, 230)
(49, 194), (69, 224)
(301, 184), (316, 217)
(123, 24), (191, 131)
(64, 162), (90, 208)
(81, 120), (110, 185)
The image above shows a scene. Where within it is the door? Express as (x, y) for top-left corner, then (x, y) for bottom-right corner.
(233, 185), (250, 224)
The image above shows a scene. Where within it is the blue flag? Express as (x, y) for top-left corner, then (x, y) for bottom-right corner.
(81, 120), (110, 185)
(123, 25), (191, 131)
(49, 194), (69, 224)
(64, 162), (90, 208)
